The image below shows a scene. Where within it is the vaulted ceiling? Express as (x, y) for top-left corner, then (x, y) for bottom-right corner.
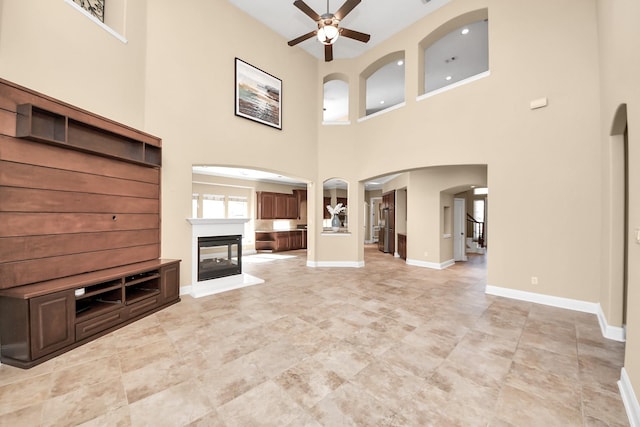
(227, 0), (451, 61)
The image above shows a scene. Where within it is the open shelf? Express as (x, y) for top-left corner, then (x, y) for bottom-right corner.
(75, 288), (123, 322)
(125, 287), (160, 306)
(124, 272), (160, 287)
(15, 103), (161, 167)
(16, 104), (67, 143)
(76, 280), (122, 300)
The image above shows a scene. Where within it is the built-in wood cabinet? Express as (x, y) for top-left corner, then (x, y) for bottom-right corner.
(256, 191), (299, 219)
(398, 233), (407, 260)
(255, 230), (307, 252)
(257, 192), (276, 219)
(16, 103), (161, 167)
(0, 259), (180, 368)
(30, 291), (76, 360)
(0, 78), (180, 369)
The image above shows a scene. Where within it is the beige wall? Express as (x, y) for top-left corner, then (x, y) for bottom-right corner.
(142, 0), (319, 282)
(0, 0), (148, 127)
(316, 0), (603, 303)
(404, 166), (487, 264)
(2, 0), (639, 412)
(596, 0), (640, 400)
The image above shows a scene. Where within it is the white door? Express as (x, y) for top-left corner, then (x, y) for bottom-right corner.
(454, 198), (467, 261)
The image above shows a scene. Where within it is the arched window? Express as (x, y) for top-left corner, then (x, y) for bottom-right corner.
(323, 76), (349, 123)
(362, 51), (405, 117)
(419, 9), (489, 96)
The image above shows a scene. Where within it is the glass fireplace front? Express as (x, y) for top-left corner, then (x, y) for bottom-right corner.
(198, 235), (242, 281)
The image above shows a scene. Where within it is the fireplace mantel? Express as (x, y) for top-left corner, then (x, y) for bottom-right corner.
(186, 218), (263, 298)
(186, 218), (249, 225)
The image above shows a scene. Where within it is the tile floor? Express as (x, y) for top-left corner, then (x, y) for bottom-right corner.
(0, 246), (630, 426)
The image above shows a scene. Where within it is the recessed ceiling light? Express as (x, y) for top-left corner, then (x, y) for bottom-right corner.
(380, 100), (385, 104)
(461, 28), (470, 35)
(445, 76), (452, 81)
(397, 60), (404, 66)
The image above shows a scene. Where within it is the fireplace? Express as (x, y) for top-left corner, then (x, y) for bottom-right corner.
(198, 235), (241, 281)
(187, 218), (263, 298)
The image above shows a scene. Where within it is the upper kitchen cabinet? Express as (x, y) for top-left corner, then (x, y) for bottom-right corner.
(256, 191), (299, 219)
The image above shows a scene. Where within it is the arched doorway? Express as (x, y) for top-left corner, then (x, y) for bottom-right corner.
(609, 104), (629, 329)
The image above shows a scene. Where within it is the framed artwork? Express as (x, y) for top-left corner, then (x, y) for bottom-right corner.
(73, 0), (105, 22)
(235, 58), (282, 130)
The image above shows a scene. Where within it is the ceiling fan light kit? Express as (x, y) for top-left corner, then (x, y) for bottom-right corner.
(317, 17), (340, 45)
(288, 0), (370, 62)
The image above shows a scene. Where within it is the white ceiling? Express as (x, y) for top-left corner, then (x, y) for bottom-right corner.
(227, 0), (451, 61)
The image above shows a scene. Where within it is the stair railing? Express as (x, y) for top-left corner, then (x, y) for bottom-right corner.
(466, 213), (485, 248)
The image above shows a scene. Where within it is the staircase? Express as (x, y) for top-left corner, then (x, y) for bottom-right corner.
(466, 213), (486, 254)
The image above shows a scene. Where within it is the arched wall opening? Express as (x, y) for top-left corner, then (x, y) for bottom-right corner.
(359, 51), (405, 118)
(417, 8), (489, 96)
(603, 104), (629, 332)
(322, 73), (350, 123)
(361, 165), (488, 270)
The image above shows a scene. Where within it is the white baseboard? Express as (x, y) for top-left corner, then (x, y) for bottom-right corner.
(486, 285), (599, 313)
(406, 258), (455, 270)
(596, 304), (626, 342)
(485, 285), (625, 342)
(619, 368), (640, 427)
(307, 260), (365, 268)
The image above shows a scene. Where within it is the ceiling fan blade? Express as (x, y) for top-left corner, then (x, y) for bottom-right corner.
(339, 27), (371, 43)
(334, 0), (361, 21)
(325, 44), (333, 62)
(288, 30), (317, 46)
(293, 0), (321, 21)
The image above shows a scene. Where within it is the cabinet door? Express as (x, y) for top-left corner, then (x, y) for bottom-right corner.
(290, 232), (302, 249)
(274, 194), (288, 218)
(161, 263), (180, 303)
(257, 192), (275, 219)
(286, 195), (298, 219)
(29, 290), (75, 360)
(398, 234), (407, 260)
(275, 233), (290, 251)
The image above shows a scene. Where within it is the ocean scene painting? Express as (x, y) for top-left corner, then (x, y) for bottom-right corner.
(235, 59), (282, 129)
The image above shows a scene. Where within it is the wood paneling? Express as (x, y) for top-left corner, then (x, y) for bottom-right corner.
(0, 78), (163, 290)
(0, 230), (159, 263)
(0, 188), (159, 214)
(0, 213), (159, 237)
(0, 80), (160, 146)
(0, 136), (159, 183)
(0, 244), (160, 287)
(0, 161), (159, 198)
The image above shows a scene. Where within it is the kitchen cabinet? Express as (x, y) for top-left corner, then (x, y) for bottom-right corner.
(257, 192), (276, 219)
(398, 233), (406, 260)
(257, 192), (298, 219)
(255, 230), (307, 252)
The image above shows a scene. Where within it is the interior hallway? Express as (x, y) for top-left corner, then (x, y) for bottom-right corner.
(0, 246), (629, 426)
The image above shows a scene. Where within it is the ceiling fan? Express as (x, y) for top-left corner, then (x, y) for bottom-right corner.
(287, 0), (371, 62)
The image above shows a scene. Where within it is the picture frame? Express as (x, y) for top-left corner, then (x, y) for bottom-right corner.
(73, 0), (105, 22)
(235, 58), (282, 130)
